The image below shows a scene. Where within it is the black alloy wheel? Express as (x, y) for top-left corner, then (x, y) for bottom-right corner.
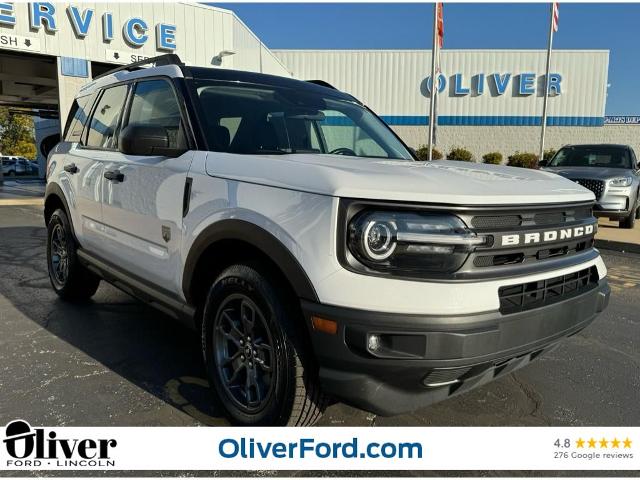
(213, 294), (276, 413)
(49, 223), (69, 288)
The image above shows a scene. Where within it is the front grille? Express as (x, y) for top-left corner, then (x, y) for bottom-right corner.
(498, 266), (598, 314)
(471, 207), (592, 230)
(573, 179), (605, 200)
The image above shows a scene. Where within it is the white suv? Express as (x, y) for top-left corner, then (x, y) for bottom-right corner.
(45, 55), (610, 426)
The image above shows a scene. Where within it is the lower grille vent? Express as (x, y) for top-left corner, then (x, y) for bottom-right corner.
(498, 267), (598, 314)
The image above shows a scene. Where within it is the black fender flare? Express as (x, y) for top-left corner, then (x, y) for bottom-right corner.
(182, 219), (319, 303)
(44, 182), (79, 244)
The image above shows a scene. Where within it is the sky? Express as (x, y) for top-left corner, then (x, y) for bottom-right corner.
(213, 3), (640, 115)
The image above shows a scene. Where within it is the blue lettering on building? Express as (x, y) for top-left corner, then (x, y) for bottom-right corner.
(156, 23), (176, 51)
(426, 72), (562, 97)
(0, 2), (16, 26)
(123, 17), (148, 46)
(3, 3), (178, 49)
(426, 74), (447, 94)
(492, 73), (511, 95)
(453, 73), (470, 95)
(475, 74), (484, 95)
(102, 12), (113, 41)
(67, 6), (93, 38)
(30, 2), (57, 32)
(547, 73), (562, 94)
(518, 72), (536, 95)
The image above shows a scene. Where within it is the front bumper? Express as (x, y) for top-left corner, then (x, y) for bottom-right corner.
(302, 280), (610, 416)
(595, 185), (636, 218)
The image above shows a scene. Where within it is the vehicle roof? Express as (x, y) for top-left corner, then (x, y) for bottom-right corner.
(186, 66), (359, 102)
(78, 63), (359, 103)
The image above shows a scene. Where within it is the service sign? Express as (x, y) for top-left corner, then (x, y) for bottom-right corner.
(0, 2), (177, 51)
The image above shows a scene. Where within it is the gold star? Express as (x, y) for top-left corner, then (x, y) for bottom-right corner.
(599, 438), (608, 448)
(623, 438), (632, 448)
(588, 438), (596, 448)
(576, 438), (585, 448)
(611, 438), (620, 448)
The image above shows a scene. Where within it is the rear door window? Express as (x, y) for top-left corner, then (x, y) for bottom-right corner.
(123, 79), (186, 149)
(85, 85), (129, 149)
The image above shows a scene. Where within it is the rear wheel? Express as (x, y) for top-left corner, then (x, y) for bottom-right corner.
(46, 208), (100, 300)
(202, 264), (326, 426)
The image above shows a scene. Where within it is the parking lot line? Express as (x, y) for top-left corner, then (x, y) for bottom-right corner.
(0, 198), (44, 206)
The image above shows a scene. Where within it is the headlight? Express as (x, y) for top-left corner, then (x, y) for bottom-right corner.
(609, 177), (633, 187)
(347, 210), (488, 276)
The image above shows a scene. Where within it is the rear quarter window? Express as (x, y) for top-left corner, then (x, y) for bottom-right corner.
(64, 94), (95, 142)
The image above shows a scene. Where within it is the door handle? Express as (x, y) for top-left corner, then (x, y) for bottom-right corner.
(104, 170), (124, 182)
(63, 163), (78, 174)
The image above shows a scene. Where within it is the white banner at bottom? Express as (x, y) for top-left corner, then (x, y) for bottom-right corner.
(0, 421), (637, 471)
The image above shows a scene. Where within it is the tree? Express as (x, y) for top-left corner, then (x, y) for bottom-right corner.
(0, 108), (36, 159)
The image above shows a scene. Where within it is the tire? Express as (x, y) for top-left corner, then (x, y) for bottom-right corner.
(202, 263), (326, 426)
(7, 170), (15, 177)
(46, 208), (101, 300)
(619, 212), (636, 229)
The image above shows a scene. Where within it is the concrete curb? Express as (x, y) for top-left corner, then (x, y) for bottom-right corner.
(595, 239), (640, 255)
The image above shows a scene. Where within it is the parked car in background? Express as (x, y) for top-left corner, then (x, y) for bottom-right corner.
(0, 156), (39, 177)
(540, 144), (640, 229)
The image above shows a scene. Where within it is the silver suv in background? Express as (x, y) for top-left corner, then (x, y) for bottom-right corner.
(541, 144), (640, 229)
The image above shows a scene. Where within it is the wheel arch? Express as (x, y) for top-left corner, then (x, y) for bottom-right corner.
(44, 183), (79, 244)
(182, 219), (319, 309)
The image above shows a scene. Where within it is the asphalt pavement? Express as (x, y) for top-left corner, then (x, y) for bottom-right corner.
(0, 203), (638, 429)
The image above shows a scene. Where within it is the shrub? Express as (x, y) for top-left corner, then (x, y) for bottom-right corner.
(543, 149), (557, 162)
(482, 152), (503, 165)
(507, 152), (539, 169)
(446, 147), (474, 162)
(414, 145), (443, 161)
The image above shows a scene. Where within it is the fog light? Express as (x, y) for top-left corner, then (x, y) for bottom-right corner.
(367, 334), (381, 352)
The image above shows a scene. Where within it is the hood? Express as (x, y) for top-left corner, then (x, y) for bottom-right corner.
(205, 154), (595, 205)
(543, 166), (633, 180)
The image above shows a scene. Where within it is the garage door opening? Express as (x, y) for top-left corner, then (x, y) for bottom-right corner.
(0, 50), (60, 181)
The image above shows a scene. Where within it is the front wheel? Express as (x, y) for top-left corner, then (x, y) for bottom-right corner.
(620, 212), (636, 229)
(47, 208), (101, 300)
(202, 264), (326, 426)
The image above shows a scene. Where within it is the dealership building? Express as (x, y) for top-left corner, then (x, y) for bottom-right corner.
(0, 1), (637, 175)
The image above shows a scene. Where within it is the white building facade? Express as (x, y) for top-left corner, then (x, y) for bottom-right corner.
(275, 49), (640, 160)
(0, 1), (289, 124)
(0, 3), (637, 169)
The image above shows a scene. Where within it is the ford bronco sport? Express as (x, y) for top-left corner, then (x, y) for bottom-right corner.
(45, 55), (610, 426)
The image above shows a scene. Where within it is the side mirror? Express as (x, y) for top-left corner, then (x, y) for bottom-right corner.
(538, 159), (549, 167)
(119, 124), (186, 157)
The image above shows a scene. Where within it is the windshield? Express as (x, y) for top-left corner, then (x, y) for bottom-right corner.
(191, 80), (413, 161)
(549, 146), (633, 169)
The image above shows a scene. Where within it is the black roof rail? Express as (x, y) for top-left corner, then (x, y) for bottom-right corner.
(306, 79), (337, 90)
(92, 54), (184, 81)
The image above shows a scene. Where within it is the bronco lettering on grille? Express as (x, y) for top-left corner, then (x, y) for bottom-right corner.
(500, 224), (595, 247)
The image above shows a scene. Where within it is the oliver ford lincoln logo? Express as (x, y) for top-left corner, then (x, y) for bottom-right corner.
(2, 420), (117, 468)
(499, 224), (596, 247)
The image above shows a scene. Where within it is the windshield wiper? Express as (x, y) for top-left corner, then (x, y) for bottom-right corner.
(250, 149), (290, 155)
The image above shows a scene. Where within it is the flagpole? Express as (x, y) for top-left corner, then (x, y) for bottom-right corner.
(428, 2), (438, 161)
(539, 2), (555, 164)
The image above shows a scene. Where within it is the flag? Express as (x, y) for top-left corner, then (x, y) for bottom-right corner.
(435, 2), (443, 72)
(552, 2), (559, 32)
(437, 2), (444, 48)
